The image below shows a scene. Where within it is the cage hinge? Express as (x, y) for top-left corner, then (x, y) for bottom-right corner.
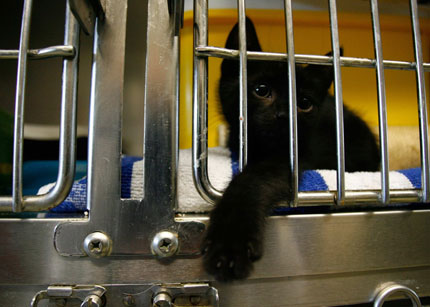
(30, 284), (106, 307)
(123, 283), (219, 307)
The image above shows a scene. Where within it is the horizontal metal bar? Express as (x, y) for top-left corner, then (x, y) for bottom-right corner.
(296, 189), (422, 207)
(0, 45), (75, 60)
(195, 46), (430, 71)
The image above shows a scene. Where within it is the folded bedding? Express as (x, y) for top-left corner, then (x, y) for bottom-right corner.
(36, 147), (422, 213)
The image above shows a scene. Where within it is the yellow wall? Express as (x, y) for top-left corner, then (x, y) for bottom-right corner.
(179, 9), (430, 149)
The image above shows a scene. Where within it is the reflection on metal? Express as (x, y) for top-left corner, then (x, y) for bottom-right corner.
(195, 46), (430, 71)
(328, 0), (346, 205)
(374, 283), (422, 307)
(284, 0), (299, 207)
(370, 0), (390, 204)
(0, 0), (80, 213)
(30, 285), (106, 307)
(410, 0), (430, 203)
(82, 231), (112, 258)
(12, 0), (34, 212)
(69, 0), (105, 35)
(151, 231), (179, 258)
(124, 284), (219, 307)
(0, 45), (75, 60)
(54, 0), (205, 257)
(237, 0), (249, 172)
(192, 0), (223, 204)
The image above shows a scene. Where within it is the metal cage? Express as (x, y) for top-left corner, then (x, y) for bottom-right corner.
(0, 0), (430, 306)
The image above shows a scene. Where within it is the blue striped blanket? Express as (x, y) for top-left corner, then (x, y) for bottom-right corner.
(38, 148), (422, 213)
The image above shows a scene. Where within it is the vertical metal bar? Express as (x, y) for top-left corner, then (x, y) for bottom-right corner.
(284, 0), (298, 207)
(192, 0), (222, 204)
(237, 0), (248, 171)
(370, 0), (390, 204)
(409, 0), (430, 203)
(12, 0), (33, 212)
(86, 0), (128, 221)
(327, 0), (345, 205)
(141, 0), (178, 222)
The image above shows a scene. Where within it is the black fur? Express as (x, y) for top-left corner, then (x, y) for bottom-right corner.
(202, 18), (380, 282)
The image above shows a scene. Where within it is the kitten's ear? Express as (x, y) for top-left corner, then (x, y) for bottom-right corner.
(301, 48), (344, 95)
(221, 17), (262, 77)
(224, 17), (262, 52)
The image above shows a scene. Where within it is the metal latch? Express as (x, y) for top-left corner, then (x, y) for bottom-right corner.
(122, 283), (219, 307)
(30, 285), (106, 307)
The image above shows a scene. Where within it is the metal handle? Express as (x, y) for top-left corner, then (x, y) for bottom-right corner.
(374, 283), (422, 307)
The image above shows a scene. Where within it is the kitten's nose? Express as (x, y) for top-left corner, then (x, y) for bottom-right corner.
(276, 110), (288, 120)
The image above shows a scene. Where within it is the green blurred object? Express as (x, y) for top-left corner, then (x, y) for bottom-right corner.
(0, 109), (13, 195)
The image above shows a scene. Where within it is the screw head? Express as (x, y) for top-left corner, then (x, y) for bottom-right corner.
(151, 231), (179, 258)
(83, 232), (112, 258)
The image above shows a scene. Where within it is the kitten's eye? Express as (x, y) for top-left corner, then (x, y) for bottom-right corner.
(298, 97), (313, 113)
(253, 83), (272, 99)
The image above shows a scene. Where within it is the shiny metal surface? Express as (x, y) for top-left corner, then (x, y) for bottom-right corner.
(12, 0), (33, 212)
(83, 232), (113, 258)
(0, 1), (79, 212)
(2, 0), (430, 306)
(328, 0), (346, 205)
(2, 211), (430, 305)
(69, 0), (105, 35)
(374, 283), (422, 307)
(54, 0), (205, 257)
(284, 0), (299, 207)
(237, 0), (248, 172)
(195, 46), (430, 71)
(192, 0), (223, 204)
(30, 285), (106, 307)
(0, 45), (75, 60)
(410, 0), (430, 203)
(370, 0), (390, 204)
(151, 231), (179, 258)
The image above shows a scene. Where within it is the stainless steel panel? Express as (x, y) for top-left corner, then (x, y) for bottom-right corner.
(54, 0), (205, 257)
(1, 210), (430, 305)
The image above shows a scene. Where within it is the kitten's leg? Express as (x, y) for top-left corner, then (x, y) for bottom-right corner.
(202, 156), (291, 281)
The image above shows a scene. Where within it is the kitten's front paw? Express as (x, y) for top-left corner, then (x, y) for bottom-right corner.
(202, 226), (263, 282)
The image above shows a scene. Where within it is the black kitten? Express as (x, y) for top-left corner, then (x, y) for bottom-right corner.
(202, 18), (380, 282)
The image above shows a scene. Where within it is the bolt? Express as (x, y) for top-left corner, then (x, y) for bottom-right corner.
(123, 295), (136, 306)
(151, 231), (179, 258)
(83, 232), (112, 258)
(81, 294), (103, 307)
(153, 292), (172, 307)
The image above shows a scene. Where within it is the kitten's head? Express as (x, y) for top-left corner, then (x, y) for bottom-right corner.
(219, 18), (337, 152)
